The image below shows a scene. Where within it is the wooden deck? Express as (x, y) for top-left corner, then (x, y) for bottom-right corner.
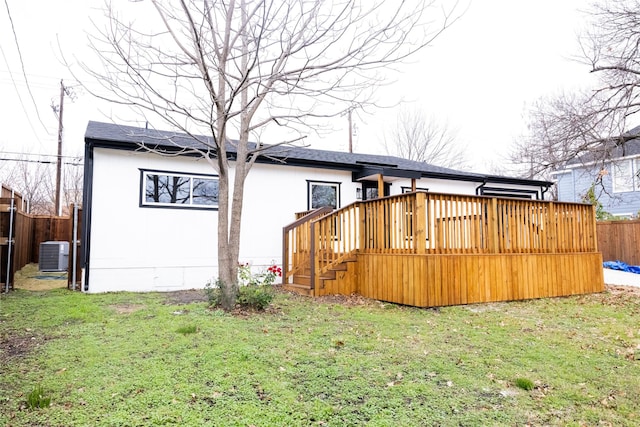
(283, 192), (604, 307)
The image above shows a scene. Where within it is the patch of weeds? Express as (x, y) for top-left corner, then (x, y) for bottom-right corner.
(204, 278), (225, 308)
(26, 385), (51, 409)
(176, 325), (197, 335)
(514, 377), (534, 391)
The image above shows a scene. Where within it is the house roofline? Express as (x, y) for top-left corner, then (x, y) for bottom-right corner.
(85, 121), (553, 189)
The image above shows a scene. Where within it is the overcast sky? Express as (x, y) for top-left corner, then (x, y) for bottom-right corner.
(0, 0), (599, 175)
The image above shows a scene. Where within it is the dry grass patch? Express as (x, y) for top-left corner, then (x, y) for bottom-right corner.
(13, 263), (67, 291)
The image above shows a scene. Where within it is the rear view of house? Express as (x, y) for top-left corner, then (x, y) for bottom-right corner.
(81, 121), (603, 307)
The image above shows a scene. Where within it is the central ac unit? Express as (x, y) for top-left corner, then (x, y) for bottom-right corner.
(39, 241), (69, 272)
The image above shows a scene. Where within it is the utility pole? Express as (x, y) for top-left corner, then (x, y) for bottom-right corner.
(55, 80), (65, 216)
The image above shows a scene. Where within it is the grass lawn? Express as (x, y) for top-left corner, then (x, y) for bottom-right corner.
(1, 285), (639, 426)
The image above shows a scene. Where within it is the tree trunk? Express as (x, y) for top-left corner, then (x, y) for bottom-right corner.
(217, 149), (238, 310)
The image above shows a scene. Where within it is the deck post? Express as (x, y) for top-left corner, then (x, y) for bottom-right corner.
(588, 204), (598, 252)
(548, 202), (557, 252)
(310, 221), (316, 291)
(415, 192), (426, 254)
(358, 202), (365, 252)
(282, 227), (289, 285)
(377, 174), (384, 198)
(488, 197), (499, 253)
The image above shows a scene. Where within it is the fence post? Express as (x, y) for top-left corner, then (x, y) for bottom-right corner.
(71, 204), (79, 291)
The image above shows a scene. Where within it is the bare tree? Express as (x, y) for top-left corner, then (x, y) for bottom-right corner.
(512, 1), (640, 181)
(510, 91), (610, 179)
(75, 0), (461, 309)
(1, 154), (83, 215)
(3, 159), (56, 215)
(62, 157), (83, 215)
(582, 0), (640, 130)
(382, 107), (468, 169)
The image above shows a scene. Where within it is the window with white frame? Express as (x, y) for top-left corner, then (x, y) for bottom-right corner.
(612, 159), (640, 193)
(307, 181), (340, 210)
(141, 170), (219, 209)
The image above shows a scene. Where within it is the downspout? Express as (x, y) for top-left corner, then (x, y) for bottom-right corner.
(80, 141), (94, 292)
(71, 204), (78, 291)
(475, 180), (487, 196)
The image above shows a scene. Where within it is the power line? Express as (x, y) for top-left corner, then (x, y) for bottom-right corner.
(0, 150), (82, 159)
(0, 44), (42, 144)
(3, 0), (53, 136)
(0, 157), (82, 166)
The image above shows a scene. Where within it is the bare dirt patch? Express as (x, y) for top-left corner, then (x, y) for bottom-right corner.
(606, 284), (640, 297)
(314, 292), (377, 307)
(162, 289), (208, 305)
(0, 329), (53, 360)
(109, 304), (147, 314)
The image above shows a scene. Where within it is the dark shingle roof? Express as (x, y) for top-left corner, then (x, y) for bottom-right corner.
(566, 125), (640, 166)
(84, 121), (552, 187)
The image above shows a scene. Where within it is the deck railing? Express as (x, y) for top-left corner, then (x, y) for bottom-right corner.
(283, 192), (598, 289)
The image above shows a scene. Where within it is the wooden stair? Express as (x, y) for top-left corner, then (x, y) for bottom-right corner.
(283, 255), (358, 297)
(281, 282), (314, 296)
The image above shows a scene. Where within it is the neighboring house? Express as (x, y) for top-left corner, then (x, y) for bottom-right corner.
(554, 125), (640, 217)
(81, 121), (553, 293)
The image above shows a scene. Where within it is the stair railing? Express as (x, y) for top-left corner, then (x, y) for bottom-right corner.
(282, 206), (333, 285)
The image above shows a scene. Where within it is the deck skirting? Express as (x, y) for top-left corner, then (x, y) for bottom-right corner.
(317, 252), (604, 307)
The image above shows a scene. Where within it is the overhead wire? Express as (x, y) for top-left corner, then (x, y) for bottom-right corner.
(3, 0), (53, 137)
(0, 157), (83, 166)
(0, 44), (43, 145)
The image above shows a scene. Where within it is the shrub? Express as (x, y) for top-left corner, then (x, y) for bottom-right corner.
(26, 384), (51, 409)
(205, 263), (279, 311)
(237, 284), (275, 310)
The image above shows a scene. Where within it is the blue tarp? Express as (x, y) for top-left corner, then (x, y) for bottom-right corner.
(603, 260), (640, 274)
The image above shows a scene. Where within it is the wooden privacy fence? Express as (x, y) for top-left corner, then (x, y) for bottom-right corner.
(597, 219), (640, 265)
(283, 192), (603, 307)
(1, 202), (82, 292)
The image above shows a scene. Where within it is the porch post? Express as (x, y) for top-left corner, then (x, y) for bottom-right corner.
(377, 174), (384, 198)
(411, 178), (417, 192)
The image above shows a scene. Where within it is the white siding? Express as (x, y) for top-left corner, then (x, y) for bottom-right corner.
(88, 149), (361, 292)
(87, 147), (538, 292)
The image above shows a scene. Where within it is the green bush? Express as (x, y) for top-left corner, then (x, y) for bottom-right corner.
(205, 263), (278, 311)
(26, 385), (51, 409)
(237, 284), (275, 310)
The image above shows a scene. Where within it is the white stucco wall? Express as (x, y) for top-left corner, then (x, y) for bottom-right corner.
(86, 147), (542, 292)
(87, 148), (363, 292)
